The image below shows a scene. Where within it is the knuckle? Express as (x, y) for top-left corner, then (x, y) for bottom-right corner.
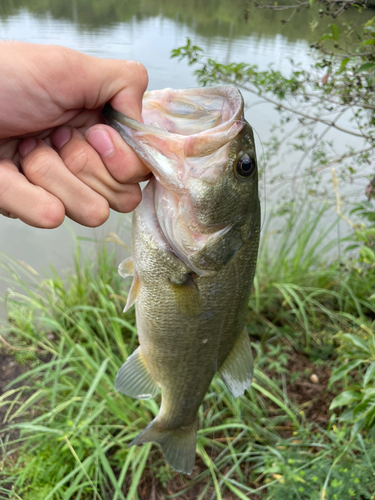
(59, 46), (80, 72)
(64, 146), (90, 176)
(23, 151), (52, 182)
(108, 148), (146, 184)
(0, 167), (14, 198)
(108, 155), (131, 183)
(126, 61), (149, 90)
(135, 62), (149, 90)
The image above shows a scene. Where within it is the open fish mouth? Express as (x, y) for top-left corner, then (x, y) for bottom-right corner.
(102, 86), (244, 192)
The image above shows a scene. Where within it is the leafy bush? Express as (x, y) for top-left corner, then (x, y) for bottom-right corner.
(330, 330), (375, 432)
(264, 438), (375, 500)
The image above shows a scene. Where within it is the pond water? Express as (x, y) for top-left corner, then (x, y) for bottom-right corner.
(0, 0), (373, 309)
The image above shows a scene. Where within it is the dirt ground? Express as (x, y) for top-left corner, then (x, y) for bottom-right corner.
(0, 354), (28, 430)
(285, 352), (336, 425)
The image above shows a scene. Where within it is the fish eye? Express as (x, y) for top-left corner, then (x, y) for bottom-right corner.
(236, 154), (256, 178)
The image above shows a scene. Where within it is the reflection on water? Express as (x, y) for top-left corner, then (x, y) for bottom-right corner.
(0, 0), (373, 295)
(0, 0), (372, 42)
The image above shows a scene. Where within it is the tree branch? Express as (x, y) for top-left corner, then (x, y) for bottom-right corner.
(219, 76), (372, 140)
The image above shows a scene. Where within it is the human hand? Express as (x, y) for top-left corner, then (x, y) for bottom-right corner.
(0, 42), (150, 228)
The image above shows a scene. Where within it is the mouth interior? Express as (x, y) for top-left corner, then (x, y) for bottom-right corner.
(141, 91), (233, 136)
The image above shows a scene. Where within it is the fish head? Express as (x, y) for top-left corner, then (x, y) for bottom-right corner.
(103, 86), (259, 276)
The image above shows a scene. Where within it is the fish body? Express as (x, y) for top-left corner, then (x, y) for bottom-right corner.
(103, 86), (260, 474)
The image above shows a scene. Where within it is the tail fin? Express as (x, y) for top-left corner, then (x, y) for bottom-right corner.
(130, 418), (198, 474)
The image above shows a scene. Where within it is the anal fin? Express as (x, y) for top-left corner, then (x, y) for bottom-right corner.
(218, 327), (253, 398)
(115, 347), (159, 399)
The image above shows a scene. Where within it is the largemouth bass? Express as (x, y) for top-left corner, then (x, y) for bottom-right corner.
(103, 85), (260, 474)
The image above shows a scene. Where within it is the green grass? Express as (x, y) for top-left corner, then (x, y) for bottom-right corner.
(0, 202), (374, 499)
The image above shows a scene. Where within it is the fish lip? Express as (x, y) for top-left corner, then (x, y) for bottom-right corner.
(102, 85), (244, 145)
(102, 102), (170, 138)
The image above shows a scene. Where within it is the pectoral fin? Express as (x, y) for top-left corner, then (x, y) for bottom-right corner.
(169, 274), (200, 316)
(218, 327), (253, 398)
(115, 347), (159, 399)
(124, 274), (140, 312)
(118, 257), (134, 278)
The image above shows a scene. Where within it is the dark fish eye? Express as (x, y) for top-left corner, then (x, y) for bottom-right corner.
(236, 154), (256, 178)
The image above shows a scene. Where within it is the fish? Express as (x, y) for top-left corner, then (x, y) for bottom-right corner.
(103, 85), (260, 475)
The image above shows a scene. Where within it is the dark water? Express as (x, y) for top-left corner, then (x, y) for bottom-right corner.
(0, 0), (372, 312)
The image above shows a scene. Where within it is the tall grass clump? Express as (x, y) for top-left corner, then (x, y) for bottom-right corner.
(0, 239), (303, 500)
(249, 202), (375, 352)
(0, 200), (374, 499)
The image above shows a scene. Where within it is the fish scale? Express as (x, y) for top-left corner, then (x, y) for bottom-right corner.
(103, 85), (260, 474)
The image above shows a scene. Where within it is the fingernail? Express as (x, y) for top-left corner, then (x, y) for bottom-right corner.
(19, 138), (37, 158)
(86, 127), (114, 158)
(51, 127), (71, 149)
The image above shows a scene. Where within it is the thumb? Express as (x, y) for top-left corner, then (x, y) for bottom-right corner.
(41, 47), (149, 121)
(86, 57), (149, 121)
(108, 60), (149, 121)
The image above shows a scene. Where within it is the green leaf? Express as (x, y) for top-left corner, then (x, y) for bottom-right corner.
(338, 58), (350, 74)
(358, 62), (375, 73)
(320, 34), (333, 42)
(330, 24), (340, 41)
(362, 388), (375, 399)
(359, 246), (375, 262)
(309, 0), (315, 4)
(341, 333), (372, 355)
(73, 357), (110, 428)
(330, 390), (362, 410)
(338, 408), (354, 422)
(329, 359), (363, 385)
(365, 405), (375, 428)
(10, 423), (63, 434)
(125, 445), (152, 500)
(350, 419), (365, 438)
(362, 39), (375, 45)
(364, 362), (375, 386)
(353, 393), (375, 422)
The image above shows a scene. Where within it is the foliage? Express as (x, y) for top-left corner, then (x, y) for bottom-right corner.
(347, 200), (375, 279)
(263, 437), (375, 500)
(172, 21), (375, 208)
(330, 202), (375, 433)
(1, 4), (375, 495)
(329, 326), (375, 432)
